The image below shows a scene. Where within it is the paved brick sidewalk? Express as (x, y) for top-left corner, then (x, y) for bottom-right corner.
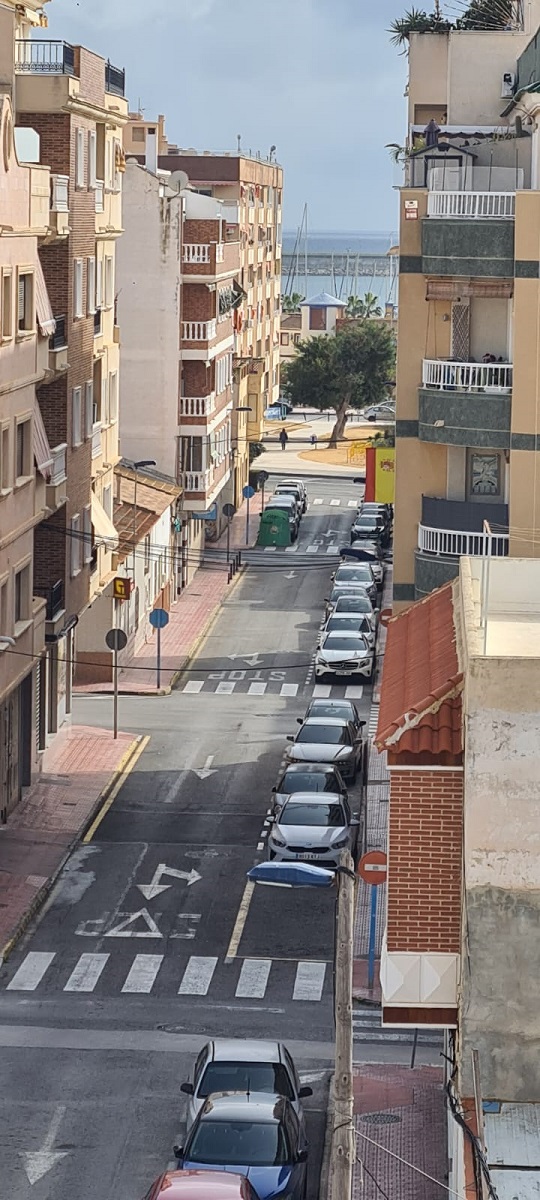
(351, 1065), (447, 1200)
(0, 725), (138, 957)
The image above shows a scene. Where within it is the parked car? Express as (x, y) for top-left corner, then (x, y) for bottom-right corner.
(272, 762), (349, 814)
(265, 498), (300, 540)
(347, 543), (384, 585)
(324, 585), (379, 620)
(268, 793), (360, 868)
(275, 480), (308, 513)
(302, 697), (365, 735)
(175, 1092), (308, 1200)
(363, 402), (395, 422)
(350, 516), (387, 546)
(142, 1171), (256, 1200)
(284, 478), (308, 511)
(267, 494), (302, 525)
(331, 592), (378, 623)
(318, 613), (375, 648)
(315, 632), (374, 681)
(331, 563), (377, 601)
(359, 502), (392, 522)
(286, 717), (364, 782)
(180, 1039), (312, 1132)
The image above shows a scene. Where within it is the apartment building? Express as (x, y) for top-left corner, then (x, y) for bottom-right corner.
(5, 20), (128, 713)
(393, 3), (540, 608)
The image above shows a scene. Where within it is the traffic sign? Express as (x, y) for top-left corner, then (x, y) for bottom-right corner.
(149, 608), (169, 630)
(105, 628), (128, 652)
(257, 470), (269, 484)
(358, 850), (387, 885)
(223, 502), (236, 518)
(243, 484), (255, 500)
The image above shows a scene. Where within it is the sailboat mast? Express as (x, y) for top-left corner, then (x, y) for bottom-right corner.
(304, 204), (308, 298)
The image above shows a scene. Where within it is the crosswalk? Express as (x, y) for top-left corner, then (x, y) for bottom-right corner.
(181, 680), (366, 700)
(353, 1006), (443, 1050)
(311, 498), (358, 509)
(4, 951), (330, 1003)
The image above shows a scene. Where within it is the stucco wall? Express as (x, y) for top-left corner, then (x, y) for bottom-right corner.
(447, 31), (533, 126)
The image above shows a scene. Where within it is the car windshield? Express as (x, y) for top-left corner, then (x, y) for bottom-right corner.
(353, 519), (380, 529)
(322, 636), (367, 652)
(310, 702), (354, 721)
(278, 770), (339, 793)
(326, 617), (364, 634)
(198, 1062), (294, 1100)
(335, 567), (372, 582)
(186, 1118), (290, 1167)
(280, 802), (346, 827)
(334, 597), (372, 614)
(296, 724), (349, 745)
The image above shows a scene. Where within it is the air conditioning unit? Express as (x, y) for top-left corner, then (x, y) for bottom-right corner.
(501, 71), (515, 99)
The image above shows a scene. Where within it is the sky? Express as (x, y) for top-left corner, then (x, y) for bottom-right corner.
(45, 0), (407, 232)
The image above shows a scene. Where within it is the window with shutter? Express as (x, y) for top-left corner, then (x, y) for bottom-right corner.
(88, 130), (97, 188)
(96, 258), (103, 308)
(102, 376), (109, 425)
(72, 387), (82, 446)
(17, 272), (34, 332)
(76, 128), (85, 188)
(82, 506), (92, 563)
(85, 381), (93, 439)
(73, 260), (83, 319)
(87, 257), (96, 315)
(104, 257), (114, 308)
(71, 514), (81, 576)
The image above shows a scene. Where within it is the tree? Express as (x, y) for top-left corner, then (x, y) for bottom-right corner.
(388, 6), (452, 52)
(282, 322), (395, 448)
(281, 292), (305, 314)
(346, 292), (383, 319)
(457, 0), (513, 28)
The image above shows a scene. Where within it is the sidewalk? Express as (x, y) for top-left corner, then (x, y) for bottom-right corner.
(0, 725), (140, 959)
(352, 1064), (447, 1200)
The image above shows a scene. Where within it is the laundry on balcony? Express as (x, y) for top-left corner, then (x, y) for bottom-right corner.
(35, 257), (56, 337)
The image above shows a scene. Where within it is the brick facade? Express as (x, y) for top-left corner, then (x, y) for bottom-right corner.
(387, 768), (464, 954)
(183, 283), (214, 322)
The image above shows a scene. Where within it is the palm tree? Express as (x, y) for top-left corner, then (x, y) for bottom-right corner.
(346, 292), (383, 319)
(281, 292), (305, 314)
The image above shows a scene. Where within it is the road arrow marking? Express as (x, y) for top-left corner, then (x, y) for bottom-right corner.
(228, 654), (264, 667)
(284, 571), (296, 579)
(192, 754), (216, 781)
(105, 908), (163, 937)
(20, 1106), (68, 1185)
(137, 863), (202, 900)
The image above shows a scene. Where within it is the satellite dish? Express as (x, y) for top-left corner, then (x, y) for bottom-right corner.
(169, 170), (190, 192)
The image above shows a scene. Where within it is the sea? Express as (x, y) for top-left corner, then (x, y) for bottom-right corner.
(281, 229), (399, 310)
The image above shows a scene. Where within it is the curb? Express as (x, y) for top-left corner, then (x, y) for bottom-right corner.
(0, 734), (143, 966)
(319, 1072), (335, 1200)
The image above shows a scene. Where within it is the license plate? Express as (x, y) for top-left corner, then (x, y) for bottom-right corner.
(297, 853), (314, 860)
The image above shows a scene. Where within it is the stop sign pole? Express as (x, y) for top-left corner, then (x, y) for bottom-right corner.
(358, 850), (388, 990)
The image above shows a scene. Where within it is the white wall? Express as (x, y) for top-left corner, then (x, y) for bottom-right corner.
(448, 30), (533, 126)
(117, 163), (182, 480)
(469, 298), (510, 361)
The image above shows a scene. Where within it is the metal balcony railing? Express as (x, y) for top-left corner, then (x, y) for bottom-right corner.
(15, 39), (75, 74)
(418, 524), (509, 558)
(105, 60), (125, 97)
(422, 359), (513, 392)
(427, 191), (516, 220)
(94, 309), (102, 336)
(37, 579), (65, 620)
(51, 174), (69, 213)
(182, 320), (217, 342)
(50, 315), (67, 351)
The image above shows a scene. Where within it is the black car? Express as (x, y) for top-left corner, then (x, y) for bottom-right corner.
(272, 762), (349, 813)
(350, 516), (387, 546)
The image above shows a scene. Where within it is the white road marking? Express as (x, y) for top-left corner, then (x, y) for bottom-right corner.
(293, 961), (327, 1001)
(7, 951), (55, 992)
(313, 498), (323, 505)
(215, 681), (236, 694)
(345, 685), (364, 699)
(284, 544), (298, 553)
(121, 954), (164, 994)
(312, 684), (332, 698)
(105, 908), (163, 937)
(248, 682), (267, 695)
(327, 544), (340, 554)
(306, 545), (319, 554)
(226, 880), (255, 961)
(280, 683), (299, 697)
(257, 841), (264, 851)
(330, 498), (341, 506)
(348, 499), (358, 508)
(20, 1105), (68, 1185)
(235, 958), (272, 998)
(178, 956), (218, 996)
(264, 545), (277, 552)
(64, 953), (109, 992)
(183, 680), (204, 694)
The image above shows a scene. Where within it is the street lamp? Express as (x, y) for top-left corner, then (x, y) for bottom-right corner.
(130, 459), (156, 578)
(0, 636), (15, 647)
(247, 855), (356, 1200)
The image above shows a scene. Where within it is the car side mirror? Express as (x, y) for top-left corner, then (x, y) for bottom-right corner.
(287, 735), (294, 742)
(359, 720), (367, 728)
(324, 598), (329, 604)
(350, 819), (360, 827)
(297, 1148), (308, 1163)
(180, 1081), (194, 1095)
(299, 1085), (313, 1098)
(174, 1145), (184, 1159)
(271, 785), (277, 792)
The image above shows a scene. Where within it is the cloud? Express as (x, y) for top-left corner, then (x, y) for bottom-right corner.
(49, 0), (216, 31)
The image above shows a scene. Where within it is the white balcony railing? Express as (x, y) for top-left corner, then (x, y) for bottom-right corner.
(95, 181), (104, 213)
(215, 244), (224, 263)
(91, 422), (102, 459)
(183, 244), (210, 264)
(418, 523), (509, 558)
(182, 319), (217, 342)
(181, 468), (214, 492)
(422, 359), (513, 393)
(427, 191), (515, 220)
(50, 443), (67, 484)
(51, 174), (69, 213)
(178, 394), (216, 419)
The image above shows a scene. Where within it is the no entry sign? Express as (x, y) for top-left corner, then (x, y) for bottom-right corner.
(358, 849), (387, 886)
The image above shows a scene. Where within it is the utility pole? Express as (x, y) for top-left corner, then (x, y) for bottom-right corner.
(333, 851), (356, 1200)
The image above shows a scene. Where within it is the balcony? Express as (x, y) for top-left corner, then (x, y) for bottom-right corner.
(415, 495), (509, 596)
(420, 360), (512, 448)
(46, 444), (67, 510)
(422, 211), (514, 278)
(427, 192), (515, 220)
(418, 524), (509, 558)
(183, 244), (210, 265)
(180, 468), (214, 493)
(15, 39), (75, 74)
(182, 241), (240, 277)
(178, 395), (216, 420)
(422, 360), (512, 392)
(91, 422), (102, 460)
(182, 320), (217, 342)
(94, 309), (102, 337)
(95, 181), (104, 214)
(48, 173), (69, 237)
(105, 60), (125, 98)
(48, 315), (68, 375)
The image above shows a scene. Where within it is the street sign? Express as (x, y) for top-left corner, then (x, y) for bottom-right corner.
(358, 849), (387, 885)
(149, 607), (169, 630)
(257, 470), (269, 484)
(223, 502), (236, 518)
(113, 577), (133, 601)
(243, 484), (255, 499)
(105, 628), (128, 651)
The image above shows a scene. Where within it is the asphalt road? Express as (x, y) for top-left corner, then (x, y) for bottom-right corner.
(0, 474), (438, 1200)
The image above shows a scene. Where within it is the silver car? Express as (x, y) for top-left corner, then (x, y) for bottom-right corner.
(268, 793), (360, 868)
(325, 586), (378, 620)
(348, 542), (384, 586)
(286, 716), (363, 783)
(315, 632), (374, 680)
(318, 613), (375, 648)
(331, 564), (377, 601)
(180, 1038), (312, 1132)
(271, 762), (349, 815)
(275, 481), (307, 513)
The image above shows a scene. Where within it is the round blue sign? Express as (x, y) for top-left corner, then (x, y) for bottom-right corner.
(243, 484), (255, 499)
(149, 607), (169, 630)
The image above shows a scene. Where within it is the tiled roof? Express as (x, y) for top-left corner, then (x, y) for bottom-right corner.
(375, 581), (463, 759)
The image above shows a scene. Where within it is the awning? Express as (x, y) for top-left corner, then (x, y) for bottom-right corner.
(34, 399), (53, 480)
(36, 256), (56, 337)
(426, 279), (513, 300)
(91, 492), (119, 549)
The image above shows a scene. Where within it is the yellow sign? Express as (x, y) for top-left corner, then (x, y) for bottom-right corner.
(348, 441), (367, 464)
(113, 576), (132, 601)
(374, 448), (395, 503)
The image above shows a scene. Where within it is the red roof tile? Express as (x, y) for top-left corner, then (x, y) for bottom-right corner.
(375, 582), (463, 758)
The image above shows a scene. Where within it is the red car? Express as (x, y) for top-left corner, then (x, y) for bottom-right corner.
(143, 1170), (258, 1200)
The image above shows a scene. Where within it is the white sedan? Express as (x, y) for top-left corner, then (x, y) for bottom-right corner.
(315, 632), (374, 680)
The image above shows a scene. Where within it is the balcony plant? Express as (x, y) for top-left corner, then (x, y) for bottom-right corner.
(389, 0), (516, 52)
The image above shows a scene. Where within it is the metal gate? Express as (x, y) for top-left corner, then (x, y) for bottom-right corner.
(451, 301), (470, 361)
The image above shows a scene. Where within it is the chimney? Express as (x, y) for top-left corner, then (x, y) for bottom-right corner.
(146, 126), (157, 175)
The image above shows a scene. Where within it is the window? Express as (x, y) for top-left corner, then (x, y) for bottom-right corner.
(82, 505), (92, 563)
(102, 484), (112, 519)
(70, 514), (81, 576)
(0, 576), (8, 637)
(87, 257), (96, 315)
(76, 127), (85, 188)
(17, 271), (34, 333)
(180, 436), (203, 472)
(85, 381), (93, 439)
(96, 258), (103, 309)
(131, 126), (145, 143)
(1, 270), (13, 339)
(280, 332), (290, 347)
(101, 375), (109, 425)
(71, 387), (82, 447)
(0, 423), (10, 491)
(73, 259), (83, 319)
(88, 130), (97, 188)
(309, 307), (327, 331)
(292, 333), (300, 345)
(14, 564), (30, 625)
(15, 417), (31, 481)
(109, 371), (118, 423)
(104, 256), (114, 309)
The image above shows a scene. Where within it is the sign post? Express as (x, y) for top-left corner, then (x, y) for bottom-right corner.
(243, 483), (255, 547)
(149, 607), (170, 689)
(105, 628), (128, 738)
(257, 469), (269, 514)
(358, 850), (388, 990)
(223, 502), (236, 564)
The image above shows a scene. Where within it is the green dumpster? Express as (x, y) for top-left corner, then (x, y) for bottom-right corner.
(257, 507), (291, 547)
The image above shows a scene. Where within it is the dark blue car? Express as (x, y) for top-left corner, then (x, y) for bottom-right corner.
(175, 1092), (308, 1200)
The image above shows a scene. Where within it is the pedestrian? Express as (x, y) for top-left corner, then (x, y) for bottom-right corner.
(279, 427), (288, 451)
(310, 433), (318, 447)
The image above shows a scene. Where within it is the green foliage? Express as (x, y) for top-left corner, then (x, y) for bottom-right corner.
(282, 321), (395, 418)
(389, 0), (514, 51)
(371, 428), (396, 448)
(249, 441), (265, 464)
(346, 292), (384, 319)
(281, 292), (305, 314)
(388, 7), (452, 50)
(457, 0), (513, 28)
